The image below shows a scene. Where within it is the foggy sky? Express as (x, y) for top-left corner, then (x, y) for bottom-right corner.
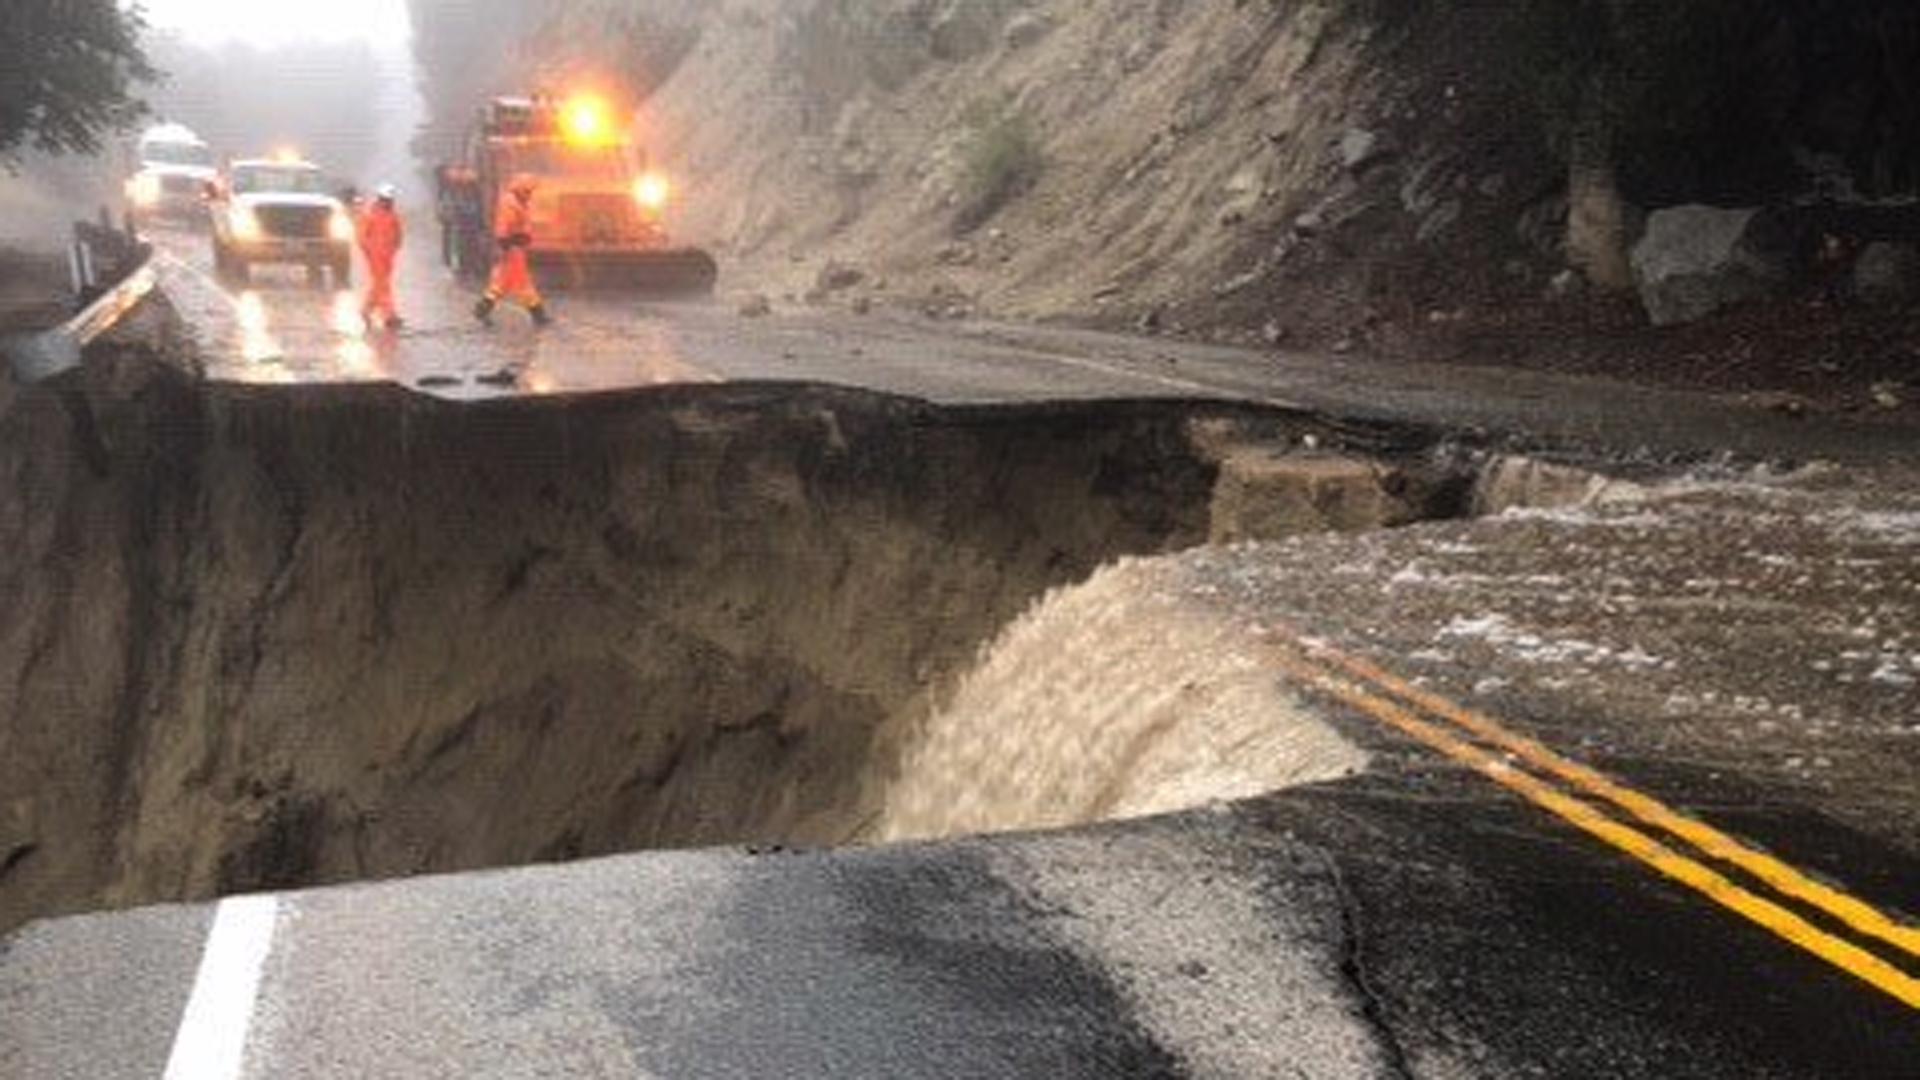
(135, 0), (411, 49)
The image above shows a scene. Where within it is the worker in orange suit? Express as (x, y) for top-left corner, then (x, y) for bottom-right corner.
(473, 173), (552, 327)
(356, 183), (404, 331)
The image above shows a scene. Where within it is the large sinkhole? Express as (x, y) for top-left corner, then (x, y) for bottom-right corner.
(0, 348), (1572, 933)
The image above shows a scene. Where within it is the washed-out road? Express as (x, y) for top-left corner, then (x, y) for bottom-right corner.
(1, 221), (1915, 1077)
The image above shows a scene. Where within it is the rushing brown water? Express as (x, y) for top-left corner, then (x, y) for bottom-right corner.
(878, 557), (1366, 842)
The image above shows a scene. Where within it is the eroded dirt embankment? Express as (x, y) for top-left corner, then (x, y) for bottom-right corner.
(0, 343), (1481, 933)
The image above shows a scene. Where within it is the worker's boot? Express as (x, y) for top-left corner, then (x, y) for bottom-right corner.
(472, 297), (495, 326)
(529, 302), (554, 328)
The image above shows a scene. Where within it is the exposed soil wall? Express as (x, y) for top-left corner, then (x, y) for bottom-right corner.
(0, 340), (1478, 933)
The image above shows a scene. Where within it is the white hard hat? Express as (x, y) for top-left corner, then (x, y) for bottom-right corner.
(376, 183), (398, 200)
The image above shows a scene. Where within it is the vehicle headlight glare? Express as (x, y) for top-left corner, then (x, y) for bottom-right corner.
(328, 210), (354, 243)
(633, 173), (670, 213)
(127, 174), (161, 207)
(231, 208), (262, 242)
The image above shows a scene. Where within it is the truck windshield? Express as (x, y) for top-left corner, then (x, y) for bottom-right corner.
(231, 167), (330, 196)
(143, 142), (212, 168)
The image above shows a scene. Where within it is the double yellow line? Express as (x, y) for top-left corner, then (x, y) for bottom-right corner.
(1266, 623), (1920, 1011)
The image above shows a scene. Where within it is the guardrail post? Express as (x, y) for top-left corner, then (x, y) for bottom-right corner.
(68, 236), (96, 300)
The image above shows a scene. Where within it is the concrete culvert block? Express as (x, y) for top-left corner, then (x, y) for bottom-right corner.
(1209, 450), (1430, 543)
(1630, 204), (1791, 326)
(1471, 455), (1641, 516)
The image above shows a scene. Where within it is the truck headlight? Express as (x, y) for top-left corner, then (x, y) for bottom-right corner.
(633, 173), (670, 213)
(127, 173), (162, 208)
(328, 209), (354, 243)
(231, 208), (262, 242)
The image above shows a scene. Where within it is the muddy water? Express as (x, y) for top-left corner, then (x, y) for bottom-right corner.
(880, 558), (1365, 841)
(873, 451), (1650, 841)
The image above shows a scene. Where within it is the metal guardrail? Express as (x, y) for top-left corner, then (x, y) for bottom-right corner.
(2, 218), (157, 383)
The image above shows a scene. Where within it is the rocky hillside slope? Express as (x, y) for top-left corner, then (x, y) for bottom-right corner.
(647, 0), (1536, 348)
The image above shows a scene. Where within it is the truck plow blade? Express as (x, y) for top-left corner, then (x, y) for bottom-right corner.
(532, 248), (719, 294)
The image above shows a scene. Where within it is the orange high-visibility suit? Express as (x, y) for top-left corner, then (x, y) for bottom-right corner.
(356, 200), (403, 327)
(486, 186), (543, 309)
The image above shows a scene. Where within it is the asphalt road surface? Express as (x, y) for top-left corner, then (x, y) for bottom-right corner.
(4, 774), (1915, 1077)
(147, 222), (1914, 468)
(2, 223), (1915, 1077)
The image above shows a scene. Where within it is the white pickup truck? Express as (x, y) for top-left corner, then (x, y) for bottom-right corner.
(207, 157), (355, 288)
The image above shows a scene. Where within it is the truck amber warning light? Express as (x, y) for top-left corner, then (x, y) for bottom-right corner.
(560, 94), (614, 146)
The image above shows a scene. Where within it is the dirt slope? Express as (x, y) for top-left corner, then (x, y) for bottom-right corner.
(639, 1), (1533, 340)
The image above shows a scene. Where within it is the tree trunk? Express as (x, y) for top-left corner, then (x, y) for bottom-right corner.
(1564, 86), (1635, 293)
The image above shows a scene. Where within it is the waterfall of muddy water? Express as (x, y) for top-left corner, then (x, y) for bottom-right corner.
(879, 557), (1368, 841)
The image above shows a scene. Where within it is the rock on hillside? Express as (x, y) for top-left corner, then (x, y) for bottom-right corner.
(637, 0), (1554, 344)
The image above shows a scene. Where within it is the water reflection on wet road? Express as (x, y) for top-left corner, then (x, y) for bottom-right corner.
(146, 218), (1312, 409)
(154, 225), (717, 399)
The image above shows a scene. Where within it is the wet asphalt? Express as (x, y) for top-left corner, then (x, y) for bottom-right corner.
(4, 787), (1915, 1077)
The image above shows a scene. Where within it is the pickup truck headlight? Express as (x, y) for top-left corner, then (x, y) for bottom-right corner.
(231, 208), (262, 242)
(126, 173), (161, 208)
(328, 209), (354, 243)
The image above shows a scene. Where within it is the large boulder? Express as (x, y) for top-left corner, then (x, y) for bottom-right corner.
(1850, 241), (1920, 309)
(1630, 205), (1792, 326)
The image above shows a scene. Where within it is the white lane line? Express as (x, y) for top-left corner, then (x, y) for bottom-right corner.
(987, 338), (1308, 410)
(163, 894), (282, 1080)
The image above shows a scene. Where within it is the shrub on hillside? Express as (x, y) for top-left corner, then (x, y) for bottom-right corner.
(955, 96), (1042, 234)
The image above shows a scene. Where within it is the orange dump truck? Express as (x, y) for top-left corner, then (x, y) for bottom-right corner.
(436, 93), (716, 292)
